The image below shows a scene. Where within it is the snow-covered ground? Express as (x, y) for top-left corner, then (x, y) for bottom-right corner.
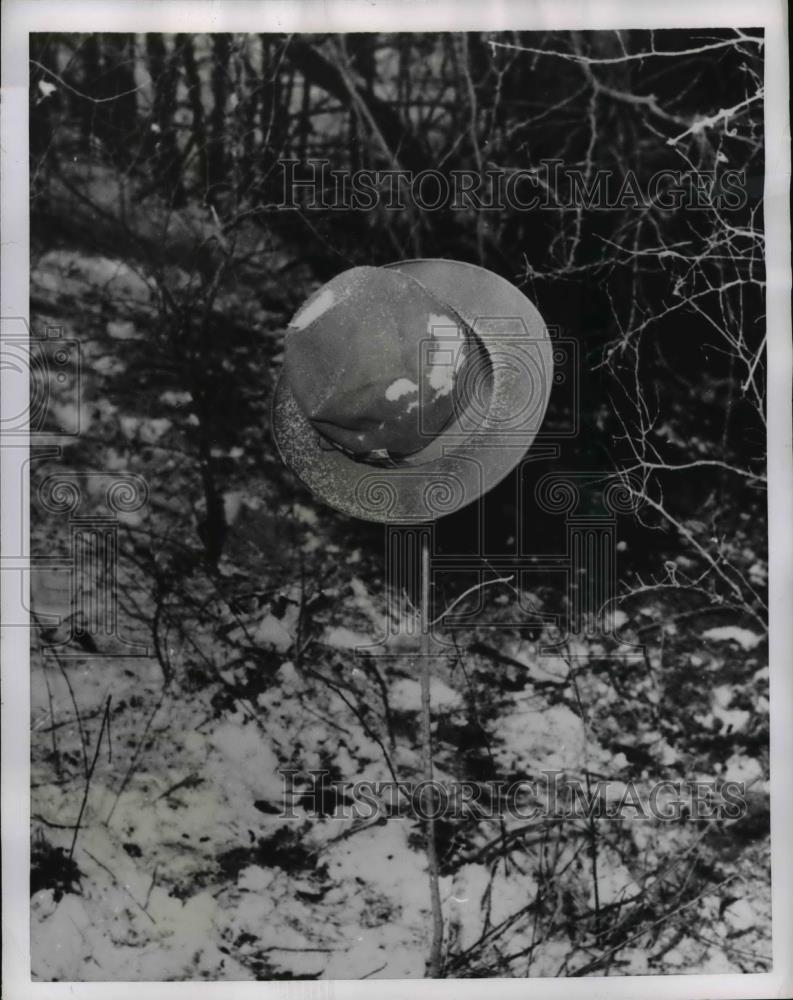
(29, 246), (771, 981)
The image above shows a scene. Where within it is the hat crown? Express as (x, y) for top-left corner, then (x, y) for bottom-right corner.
(284, 266), (470, 460)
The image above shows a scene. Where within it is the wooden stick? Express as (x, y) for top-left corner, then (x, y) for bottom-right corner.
(418, 531), (444, 977)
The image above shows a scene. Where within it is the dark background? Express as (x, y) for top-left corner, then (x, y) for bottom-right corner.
(29, 29), (767, 601)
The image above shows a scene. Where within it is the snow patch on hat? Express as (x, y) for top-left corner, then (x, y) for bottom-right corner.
(428, 349), (466, 396)
(428, 359), (456, 397)
(290, 288), (336, 330)
(425, 315), (467, 396)
(385, 378), (418, 401)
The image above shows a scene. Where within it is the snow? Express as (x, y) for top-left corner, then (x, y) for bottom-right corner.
(703, 626), (763, 651)
(724, 898), (757, 932)
(696, 950), (738, 975)
(389, 677), (463, 712)
(711, 684), (750, 732)
(293, 502), (319, 526)
(47, 399), (92, 439)
(723, 752), (764, 785)
(493, 701), (587, 772)
(31, 875), (238, 982)
(349, 577), (381, 617)
(323, 625), (374, 650)
(446, 864), (491, 949)
(385, 378), (419, 401)
(118, 416), (172, 443)
(107, 319), (140, 340)
(425, 317), (465, 396)
(322, 934), (426, 979)
(276, 660), (300, 692)
(612, 608), (629, 629)
(325, 820), (429, 919)
(36, 250), (153, 303)
(159, 390), (192, 407)
(290, 288), (335, 329)
(222, 490), (245, 525)
(28, 551), (772, 983)
(588, 853), (634, 907)
(427, 358), (456, 396)
(489, 868), (538, 928)
(254, 613), (294, 652)
(209, 719), (285, 802)
(93, 354), (127, 377)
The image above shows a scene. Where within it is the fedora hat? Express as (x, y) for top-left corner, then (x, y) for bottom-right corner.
(273, 259), (553, 523)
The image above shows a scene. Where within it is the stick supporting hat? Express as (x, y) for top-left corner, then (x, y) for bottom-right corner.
(272, 259), (553, 976)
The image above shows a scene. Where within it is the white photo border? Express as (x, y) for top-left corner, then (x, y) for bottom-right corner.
(2, 2), (790, 998)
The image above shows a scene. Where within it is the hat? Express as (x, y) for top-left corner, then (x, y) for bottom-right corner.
(273, 259), (553, 523)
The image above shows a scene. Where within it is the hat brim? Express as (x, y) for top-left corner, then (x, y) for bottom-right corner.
(273, 258), (553, 523)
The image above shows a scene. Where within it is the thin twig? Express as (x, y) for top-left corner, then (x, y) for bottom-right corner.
(418, 533), (444, 978)
(489, 33), (763, 66)
(68, 696), (112, 865)
(82, 847), (156, 925)
(30, 59), (150, 105)
(429, 576), (514, 626)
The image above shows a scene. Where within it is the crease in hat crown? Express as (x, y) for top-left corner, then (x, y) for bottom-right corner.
(284, 265), (474, 463)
